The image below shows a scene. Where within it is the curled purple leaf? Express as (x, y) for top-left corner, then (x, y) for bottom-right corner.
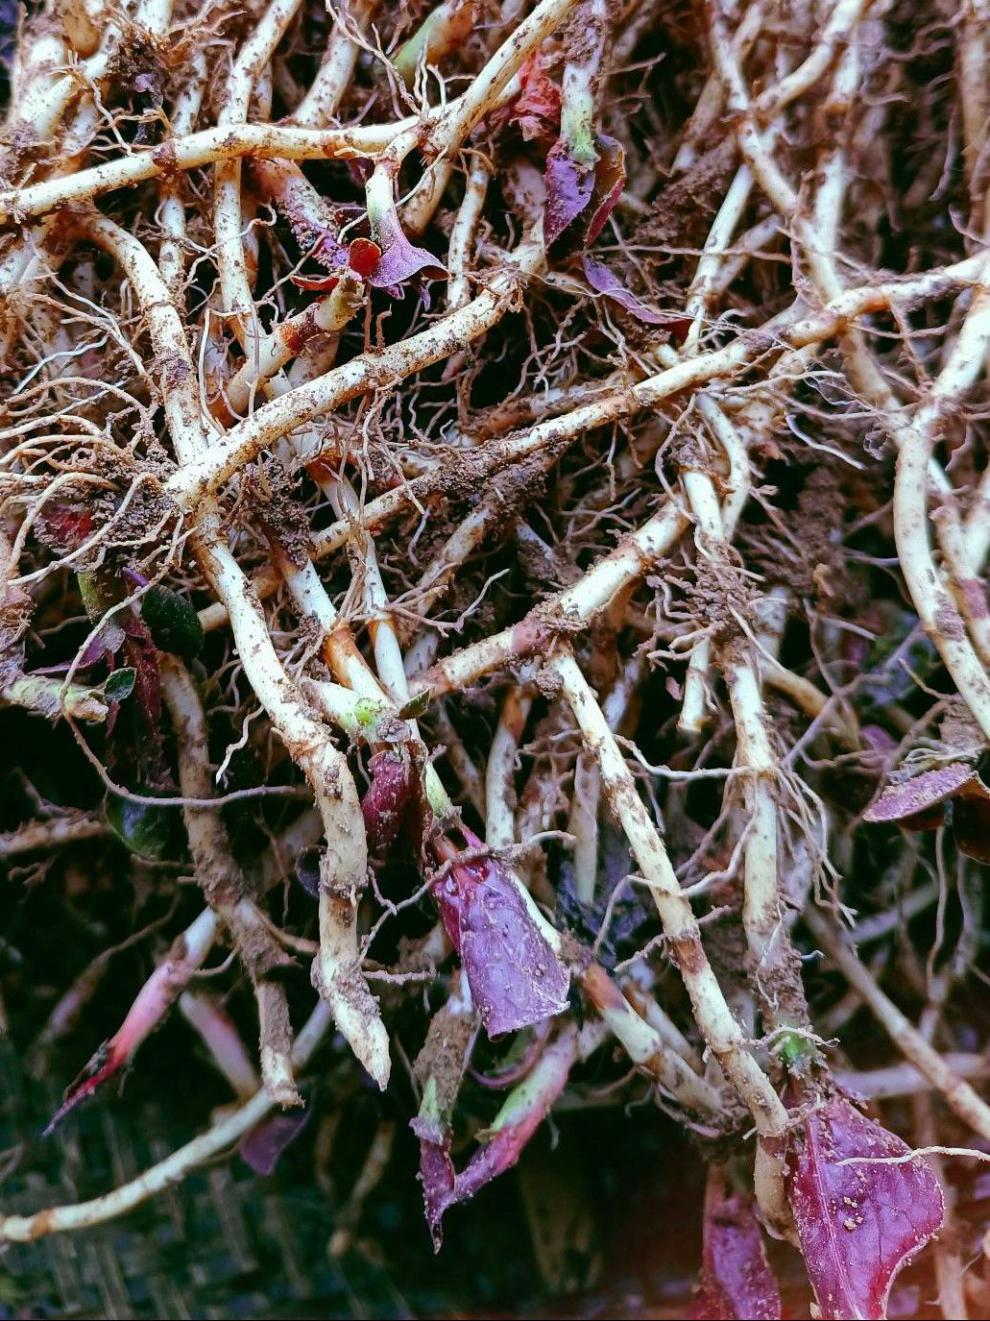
(584, 133), (625, 245)
(420, 1027), (578, 1246)
(361, 749), (413, 853)
(368, 188), (446, 290)
(690, 1166), (781, 1320)
(581, 254), (676, 326)
(786, 1094), (944, 1319)
(239, 1106), (310, 1176)
(431, 829), (569, 1037)
(413, 1126), (457, 1245)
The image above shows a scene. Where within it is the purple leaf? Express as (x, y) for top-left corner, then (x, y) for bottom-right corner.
(690, 1167), (781, 1320)
(543, 140), (595, 248)
(581, 254), (677, 326)
(412, 1125), (457, 1244)
(432, 829), (569, 1037)
(368, 202), (446, 290)
(584, 133), (625, 245)
(419, 1028), (578, 1246)
(239, 1107), (310, 1176)
(864, 763), (983, 823)
(361, 749), (413, 853)
(786, 1094), (944, 1319)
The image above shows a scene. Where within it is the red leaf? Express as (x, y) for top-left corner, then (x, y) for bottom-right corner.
(690, 1167), (781, 1320)
(347, 236), (382, 278)
(583, 133), (625, 244)
(431, 829), (569, 1037)
(509, 53), (561, 144)
(290, 272), (341, 292)
(786, 1094), (944, 1319)
(44, 935), (198, 1133)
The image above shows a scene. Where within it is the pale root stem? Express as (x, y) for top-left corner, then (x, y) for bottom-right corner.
(0, 1003), (333, 1243)
(486, 686), (533, 848)
(804, 904), (990, 1143)
(215, 0), (306, 348)
(79, 214), (390, 1088)
(178, 992), (260, 1101)
(553, 648), (788, 1135)
(159, 656), (302, 1107)
(0, 813), (107, 856)
(0, 121), (409, 224)
(166, 236), (545, 503)
(580, 963), (723, 1116)
(707, 6), (990, 740)
(221, 274), (363, 420)
(447, 155), (491, 312)
(291, 0), (378, 126)
(192, 254), (990, 638)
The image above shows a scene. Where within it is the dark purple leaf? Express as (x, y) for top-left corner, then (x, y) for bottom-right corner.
(864, 763), (983, 823)
(32, 618), (126, 675)
(581, 254), (676, 326)
(951, 793), (990, 862)
(295, 846), (321, 898)
(412, 1125), (457, 1246)
(690, 1166), (781, 1320)
(238, 1107), (310, 1176)
(786, 1094), (944, 1319)
(432, 829), (569, 1037)
(543, 140), (595, 248)
(584, 133), (625, 244)
(361, 749), (413, 852)
(418, 1028), (577, 1247)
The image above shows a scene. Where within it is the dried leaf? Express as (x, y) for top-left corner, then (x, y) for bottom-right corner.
(432, 830), (569, 1037)
(786, 1094), (944, 1319)
(690, 1166), (781, 1320)
(509, 52), (561, 143)
(951, 794), (990, 862)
